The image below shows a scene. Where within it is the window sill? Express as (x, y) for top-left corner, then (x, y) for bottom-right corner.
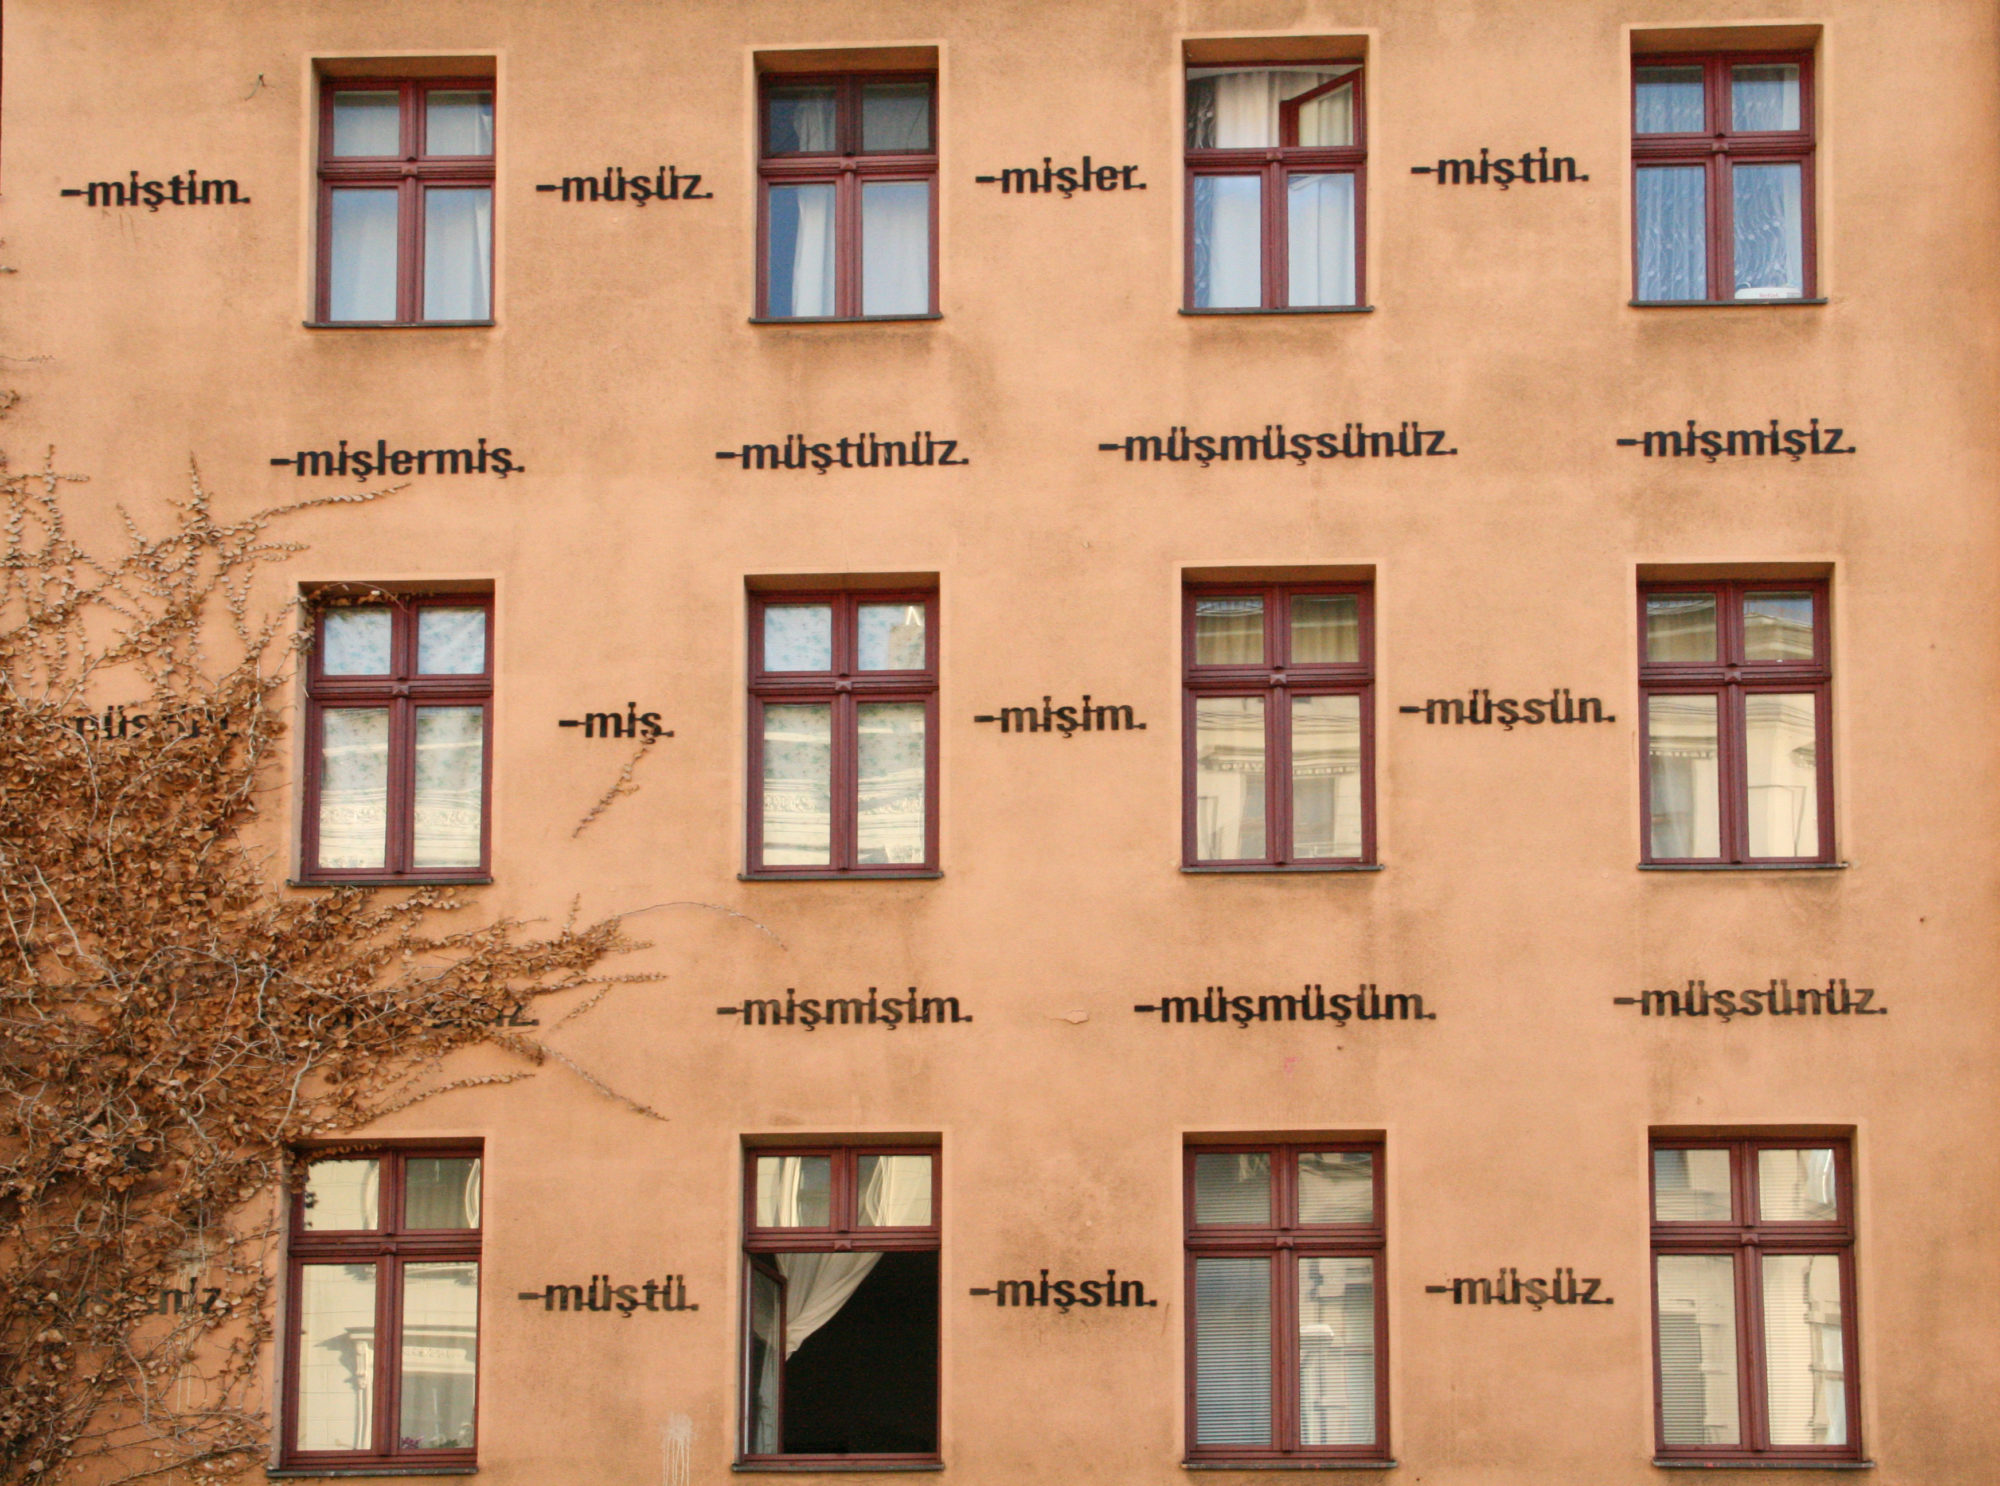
(287, 878), (494, 889)
(1653, 1460), (1873, 1470)
(734, 1462), (942, 1473)
(1627, 299), (1827, 309)
(268, 1467), (477, 1479)
(1180, 306), (1374, 316)
(1183, 1460), (1398, 1471)
(748, 314), (942, 325)
(738, 871), (943, 882)
(301, 321), (496, 330)
(1182, 863), (1383, 875)
(1638, 863), (1848, 873)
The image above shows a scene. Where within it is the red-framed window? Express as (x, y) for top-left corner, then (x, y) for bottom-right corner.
(748, 591), (937, 877)
(1185, 62), (1364, 310)
(1639, 580), (1832, 864)
(758, 73), (937, 320)
(283, 1147), (483, 1471)
(1184, 583), (1373, 867)
(742, 1146), (940, 1466)
(1651, 1137), (1860, 1464)
(1184, 1143), (1388, 1464)
(317, 78), (494, 324)
(302, 595), (493, 883)
(1632, 53), (1815, 303)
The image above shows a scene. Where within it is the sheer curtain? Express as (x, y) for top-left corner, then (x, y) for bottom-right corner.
(768, 185), (835, 316)
(1287, 173), (1355, 306)
(861, 180), (930, 315)
(1732, 163), (1804, 298)
(423, 188), (492, 320)
(1636, 167), (1707, 300)
(1188, 68), (1356, 148)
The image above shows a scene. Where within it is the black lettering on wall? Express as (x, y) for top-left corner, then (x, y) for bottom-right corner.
(717, 987), (974, 1030)
(1612, 979), (1886, 1020)
(557, 703), (671, 739)
(1423, 1268), (1610, 1309)
(969, 1269), (1160, 1309)
(1396, 689), (1613, 727)
(716, 432), (969, 470)
(515, 1274), (697, 1314)
(1410, 146), (1587, 186)
(62, 171), (251, 208)
(270, 438), (522, 480)
(533, 166), (713, 203)
(1096, 423), (1456, 464)
(1615, 419), (1856, 461)
(975, 157), (1145, 195)
(1133, 984), (1437, 1027)
(972, 696), (1145, 734)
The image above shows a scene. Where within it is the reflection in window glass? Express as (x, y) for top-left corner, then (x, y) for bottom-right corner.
(1656, 1254), (1741, 1446)
(767, 184), (837, 318)
(858, 603), (926, 670)
(1298, 1257), (1375, 1445)
(857, 1155), (933, 1226)
(1758, 1148), (1838, 1222)
(405, 1158), (482, 1229)
(1645, 595), (1717, 663)
(761, 703), (832, 866)
(766, 86), (837, 153)
(1647, 694), (1720, 858)
(423, 188), (493, 321)
(862, 83), (930, 151)
(297, 1264), (379, 1451)
(1298, 1152), (1373, 1223)
(1195, 1257), (1272, 1445)
(1195, 696), (1267, 861)
(1287, 173), (1356, 307)
(399, 1261), (479, 1449)
(1291, 695), (1362, 860)
(1195, 598), (1264, 666)
(1192, 175), (1262, 309)
(1193, 1152), (1271, 1224)
(304, 1160), (381, 1231)
(856, 702), (926, 864)
(757, 1155), (832, 1227)
(1743, 593), (1815, 661)
(1761, 1254), (1846, 1445)
(1290, 595), (1359, 664)
(1653, 1148), (1733, 1222)
(1744, 693), (1817, 857)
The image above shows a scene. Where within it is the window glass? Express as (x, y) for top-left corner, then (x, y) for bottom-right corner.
(862, 82), (930, 151)
(1656, 1254), (1742, 1446)
(1294, 77), (1357, 146)
(304, 1159), (382, 1231)
(1287, 173), (1356, 307)
(1291, 695), (1362, 860)
(1760, 1254), (1846, 1445)
(1195, 597), (1265, 666)
(1297, 1256), (1375, 1445)
(297, 1264), (380, 1450)
(1193, 1152), (1272, 1224)
(757, 1155), (833, 1227)
(1186, 68), (1352, 149)
(857, 1155), (933, 1226)
(764, 605), (834, 672)
(1191, 175), (1263, 309)
(766, 85), (838, 153)
(1194, 1257), (1273, 1445)
(1743, 593), (1815, 661)
(1732, 163), (1804, 299)
(412, 707), (484, 870)
(855, 702), (926, 865)
(332, 91), (401, 156)
(405, 1158), (482, 1229)
(1744, 693), (1818, 857)
(417, 609), (487, 675)
(399, 1261), (480, 1449)
(760, 704), (832, 866)
(425, 90), (493, 155)
(318, 708), (392, 870)
(857, 603), (926, 670)
(747, 1266), (783, 1453)
(1298, 1152), (1373, 1223)
(1646, 594), (1717, 663)
(860, 180), (931, 316)
(1194, 696), (1267, 861)
(1635, 66), (1705, 132)
(328, 190), (401, 322)
(1290, 595), (1359, 664)
(1732, 65), (1801, 131)
(423, 188), (493, 320)
(1636, 166), (1708, 301)
(1647, 694), (1720, 858)
(1758, 1148), (1838, 1222)
(1654, 1148), (1733, 1222)
(766, 184), (838, 317)
(322, 608), (393, 675)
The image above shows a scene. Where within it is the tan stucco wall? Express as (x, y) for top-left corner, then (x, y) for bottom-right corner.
(6, 0), (2000, 1480)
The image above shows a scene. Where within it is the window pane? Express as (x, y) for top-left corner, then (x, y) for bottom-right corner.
(748, 1265), (783, 1453)
(406, 1158), (482, 1229)
(1186, 68), (1352, 149)
(761, 703), (831, 866)
(1653, 1148), (1732, 1222)
(1193, 1152), (1271, 1224)
(1635, 66), (1705, 133)
(1762, 1254), (1847, 1446)
(1290, 594), (1359, 665)
(297, 1263), (378, 1451)
(767, 183), (836, 318)
(1743, 592), (1815, 661)
(1759, 1148), (1839, 1222)
(303, 1159), (381, 1231)
(331, 90), (400, 156)
(1294, 77), (1356, 147)
(413, 706), (484, 870)
(861, 179), (931, 316)
(1291, 694), (1362, 861)
(399, 1261), (479, 1450)
(318, 708), (390, 870)
(764, 605), (833, 671)
(328, 189), (400, 322)
(756, 1155), (832, 1227)
(766, 85), (837, 153)
(1287, 172), (1356, 307)
(423, 187), (492, 321)
(1745, 693), (1819, 857)
(858, 602), (926, 670)
(1298, 1152), (1373, 1224)
(862, 82), (931, 151)
(1647, 694), (1720, 859)
(1645, 594), (1717, 663)
(772, 1250), (938, 1454)
(1655, 1254), (1742, 1446)
(1195, 1257), (1272, 1446)
(417, 608), (487, 674)
(1299, 1256), (1376, 1446)
(1636, 165), (1707, 301)
(1732, 64), (1801, 131)
(1195, 597), (1265, 665)
(857, 1155), (933, 1226)
(1194, 696), (1267, 861)
(425, 90), (493, 155)
(856, 701), (927, 865)
(1733, 162), (1804, 300)
(1192, 175), (1263, 309)
(322, 607), (392, 675)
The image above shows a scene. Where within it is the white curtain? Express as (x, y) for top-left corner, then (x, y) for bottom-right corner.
(328, 190), (398, 321)
(423, 187), (492, 320)
(861, 180), (930, 315)
(1636, 165), (1707, 300)
(770, 184), (835, 316)
(1287, 173), (1355, 306)
(1192, 176), (1262, 308)
(1189, 68), (1356, 148)
(1732, 163), (1804, 298)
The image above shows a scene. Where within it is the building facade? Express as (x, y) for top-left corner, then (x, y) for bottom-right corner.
(6, 0), (2000, 1480)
